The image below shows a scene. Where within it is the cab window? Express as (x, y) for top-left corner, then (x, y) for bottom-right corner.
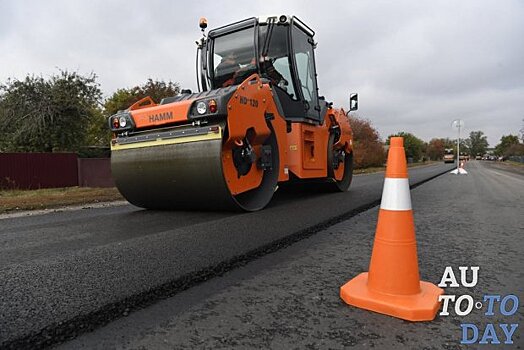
(292, 25), (319, 115)
(211, 27), (256, 88)
(258, 24), (297, 100)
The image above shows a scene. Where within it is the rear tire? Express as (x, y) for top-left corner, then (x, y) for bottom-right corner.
(326, 132), (353, 192)
(232, 126), (280, 211)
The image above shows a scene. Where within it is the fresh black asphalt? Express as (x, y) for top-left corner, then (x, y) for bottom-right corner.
(56, 161), (523, 350)
(0, 163), (453, 349)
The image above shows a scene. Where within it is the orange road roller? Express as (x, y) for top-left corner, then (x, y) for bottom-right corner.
(109, 15), (358, 211)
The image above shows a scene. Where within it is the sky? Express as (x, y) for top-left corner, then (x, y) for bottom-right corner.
(1, 0), (523, 146)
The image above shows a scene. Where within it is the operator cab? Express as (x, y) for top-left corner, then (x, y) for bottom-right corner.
(198, 15), (325, 125)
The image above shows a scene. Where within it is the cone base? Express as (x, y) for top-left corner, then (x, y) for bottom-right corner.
(450, 168), (468, 175)
(340, 272), (444, 322)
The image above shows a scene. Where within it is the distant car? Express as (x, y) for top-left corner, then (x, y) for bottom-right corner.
(443, 148), (455, 163)
(475, 155), (482, 160)
(443, 155), (455, 163)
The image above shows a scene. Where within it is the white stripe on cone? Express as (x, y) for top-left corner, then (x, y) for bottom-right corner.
(380, 178), (412, 211)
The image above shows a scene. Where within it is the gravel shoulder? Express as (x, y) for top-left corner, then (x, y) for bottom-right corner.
(0, 187), (124, 214)
(57, 160), (524, 349)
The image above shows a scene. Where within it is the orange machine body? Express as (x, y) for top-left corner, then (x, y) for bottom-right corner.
(118, 74), (353, 196)
(109, 15), (356, 211)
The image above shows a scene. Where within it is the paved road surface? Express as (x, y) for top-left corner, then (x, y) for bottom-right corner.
(56, 161), (523, 349)
(0, 163), (452, 349)
(481, 159), (524, 177)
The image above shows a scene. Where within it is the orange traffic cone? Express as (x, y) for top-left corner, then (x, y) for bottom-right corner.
(340, 137), (443, 321)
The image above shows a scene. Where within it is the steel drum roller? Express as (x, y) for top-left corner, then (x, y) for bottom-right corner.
(111, 123), (279, 211)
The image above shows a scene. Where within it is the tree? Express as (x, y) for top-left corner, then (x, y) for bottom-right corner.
(80, 79), (181, 150)
(494, 135), (520, 156)
(458, 138), (470, 155)
(426, 138), (456, 160)
(504, 143), (524, 157)
(465, 131), (488, 157)
(426, 138), (443, 160)
(84, 107), (110, 147)
(387, 132), (425, 162)
(348, 115), (386, 168)
(0, 71), (102, 152)
(104, 79), (180, 116)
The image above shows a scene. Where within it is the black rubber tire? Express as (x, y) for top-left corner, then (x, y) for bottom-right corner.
(233, 127), (280, 211)
(326, 132), (353, 192)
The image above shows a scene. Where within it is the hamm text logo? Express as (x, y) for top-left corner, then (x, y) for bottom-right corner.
(148, 112), (173, 123)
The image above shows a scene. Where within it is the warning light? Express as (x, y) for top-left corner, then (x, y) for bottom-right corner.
(208, 99), (217, 113)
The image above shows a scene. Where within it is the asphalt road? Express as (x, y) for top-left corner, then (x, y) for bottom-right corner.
(481, 159), (524, 177)
(55, 160), (524, 349)
(0, 163), (453, 349)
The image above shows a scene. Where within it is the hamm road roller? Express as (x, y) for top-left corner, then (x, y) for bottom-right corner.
(109, 15), (358, 211)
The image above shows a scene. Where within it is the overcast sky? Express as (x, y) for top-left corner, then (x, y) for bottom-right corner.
(1, 0), (523, 146)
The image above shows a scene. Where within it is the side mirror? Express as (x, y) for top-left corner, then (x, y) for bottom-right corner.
(349, 93), (358, 111)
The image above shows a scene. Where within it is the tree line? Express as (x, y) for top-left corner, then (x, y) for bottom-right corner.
(0, 70), (179, 156)
(1, 70), (522, 165)
(350, 125), (523, 166)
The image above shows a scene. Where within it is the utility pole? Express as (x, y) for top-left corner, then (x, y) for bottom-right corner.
(451, 119), (466, 175)
(520, 118), (524, 142)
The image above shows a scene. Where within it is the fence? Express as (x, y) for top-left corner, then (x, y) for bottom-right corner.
(77, 158), (115, 187)
(0, 153), (113, 189)
(509, 156), (524, 163)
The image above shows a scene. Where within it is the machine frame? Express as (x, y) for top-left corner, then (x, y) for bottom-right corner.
(108, 15), (357, 211)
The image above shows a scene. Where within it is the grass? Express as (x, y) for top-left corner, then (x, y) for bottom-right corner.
(506, 160), (524, 167)
(0, 187), (124, 214)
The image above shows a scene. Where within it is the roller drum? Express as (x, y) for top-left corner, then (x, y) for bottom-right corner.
(111, 124), (279, 211)
(112, 139), (240, 210)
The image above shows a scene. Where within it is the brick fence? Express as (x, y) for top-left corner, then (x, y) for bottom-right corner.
(0, 153), (114, 189)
